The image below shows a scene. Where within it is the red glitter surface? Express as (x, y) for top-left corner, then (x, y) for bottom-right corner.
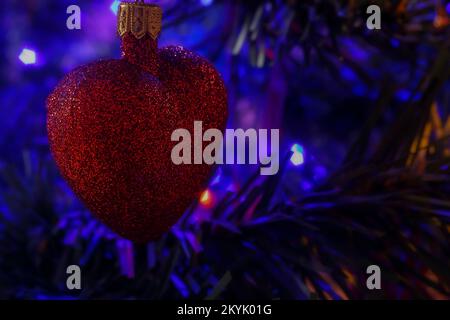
(47, 34), (228, 243)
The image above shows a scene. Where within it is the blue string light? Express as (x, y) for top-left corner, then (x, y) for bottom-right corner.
(201, 0), (214, 7)
(110, 0), (120, 15)
(18, 48), (36, 65)
(290, 144), (304, 166)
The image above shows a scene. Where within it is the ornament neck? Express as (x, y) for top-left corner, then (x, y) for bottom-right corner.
(117, 2), (162, 77)
(121, 34), (159, 77)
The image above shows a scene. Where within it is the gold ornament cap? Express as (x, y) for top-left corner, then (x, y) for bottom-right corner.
(118, 1), (162, 39)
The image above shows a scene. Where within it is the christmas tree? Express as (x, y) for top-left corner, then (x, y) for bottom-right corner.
(0, 0), (449, 299)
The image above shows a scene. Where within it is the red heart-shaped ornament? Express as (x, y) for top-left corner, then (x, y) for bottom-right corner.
(47, 4), (227, 243)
